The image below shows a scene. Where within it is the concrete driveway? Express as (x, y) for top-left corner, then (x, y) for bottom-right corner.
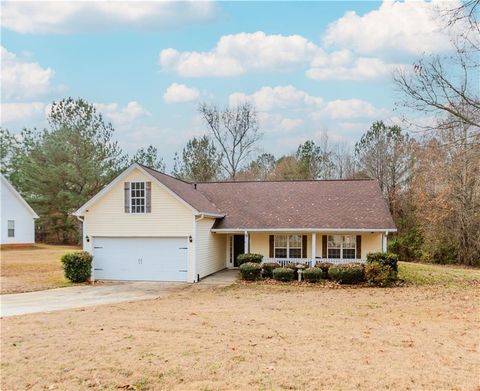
(0, 282), (187, 317)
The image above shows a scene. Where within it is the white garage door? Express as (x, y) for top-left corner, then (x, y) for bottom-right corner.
(92, 237), (188, 282)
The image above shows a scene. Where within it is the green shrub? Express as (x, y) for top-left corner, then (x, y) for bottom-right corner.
(61, 252), (92, 283)
(237, 253), (263, 266)
(285, 262), (306, 279)
(366, 252), (398, 272)
(315, 262), (334, 276)
(272, 267), (294, 282)
(262, 262), (280, 278)
(365, 262), (394, 286)
(328, 263), (365, 284)
(239, 262), (262, 281)
(302, 267), (325, 282)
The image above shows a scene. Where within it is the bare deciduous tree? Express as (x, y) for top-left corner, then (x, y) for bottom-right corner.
(199, 102), (261, 180)
(394, 0), (480, 132)
(411, 117), (480, 265)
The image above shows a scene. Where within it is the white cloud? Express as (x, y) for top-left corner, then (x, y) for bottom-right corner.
(1, 102), (46, 124)
(1, 1), (217, 34)
(320, 99), (389, 119)
(229, 85), (389, 136)
(94, 101), (150, 128)
(323, 0), (454, 55)
(229, 85), (323, 111)
(159, 31), (320, 77)
(280, 118), (304, 131)
(160, 31), (403, 81)
(163, 83), (200, 103)
(1, 46), (54, 100)
(306, 57), (404, 80)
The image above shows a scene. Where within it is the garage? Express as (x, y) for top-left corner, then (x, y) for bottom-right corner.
(91, 237), (188, 282)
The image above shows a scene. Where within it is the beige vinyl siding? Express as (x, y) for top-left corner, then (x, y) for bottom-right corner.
(361, 233), (383, 258)
(85, 169), (194, 237)
(250, 233), (269, 256)
(196, 217), (226, 278)
(84, 168), (197, 281)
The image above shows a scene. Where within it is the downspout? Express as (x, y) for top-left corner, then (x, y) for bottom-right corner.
(193, 213), (206, 283)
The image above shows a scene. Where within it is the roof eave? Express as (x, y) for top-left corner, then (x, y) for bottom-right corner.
(211, 228), (397, 233)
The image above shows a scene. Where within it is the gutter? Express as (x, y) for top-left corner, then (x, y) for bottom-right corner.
(211, 228), (398, 233)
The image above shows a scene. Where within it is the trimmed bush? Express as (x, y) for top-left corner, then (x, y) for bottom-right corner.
(365, 262), (394, 287)
(315, 262), (334, 276)
(239, 262), (262, 281)
(303, 267), (325, 282)
(272, 267), (294, 282)
(366, 252), (398, 272)
(328, 263), (365, 284)
(61, 252), (92, 283)
(262, 262), (280, 278)
(237, 253), (263, 266)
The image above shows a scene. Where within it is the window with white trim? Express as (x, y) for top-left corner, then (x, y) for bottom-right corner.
(130, 182), (146, 213)
(7, 220), (15, 237)
(327, 235), (356, 259)
(274, 234), (303, 258)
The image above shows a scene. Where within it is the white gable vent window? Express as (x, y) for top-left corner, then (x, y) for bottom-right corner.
(130, 182), (146, 213)
(124, 181), (151, 214)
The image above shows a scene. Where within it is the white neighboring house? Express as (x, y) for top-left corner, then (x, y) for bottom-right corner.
(0, 175), (39, 246)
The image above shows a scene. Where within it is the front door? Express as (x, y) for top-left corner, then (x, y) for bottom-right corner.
(233, 235), (245, 267)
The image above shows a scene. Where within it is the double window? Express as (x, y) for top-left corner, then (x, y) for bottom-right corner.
(130, 182), (146, 213)
(7, 220), (15, 237)
(274, 235), (302, 258)
(327, 235), (356, 259)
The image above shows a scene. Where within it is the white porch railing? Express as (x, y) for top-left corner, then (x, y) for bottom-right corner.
(262, 258), (366, 267)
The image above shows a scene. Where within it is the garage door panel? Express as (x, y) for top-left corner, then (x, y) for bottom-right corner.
(92, 237), (188, 282)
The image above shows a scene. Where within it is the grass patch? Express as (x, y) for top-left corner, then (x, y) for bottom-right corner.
(398, 261), (480, 287)
(1, 243), (81, 293)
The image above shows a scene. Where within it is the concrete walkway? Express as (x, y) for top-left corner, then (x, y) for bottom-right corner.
(0, 282), (186, 317)
(198, 269), (239, 287)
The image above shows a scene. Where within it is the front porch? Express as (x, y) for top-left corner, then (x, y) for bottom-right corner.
(222, 231), (389, 268)
(262, 257), (364, 267)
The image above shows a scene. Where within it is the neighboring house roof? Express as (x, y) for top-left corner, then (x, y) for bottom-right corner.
(75, 163), (396, 231)
(0, 174), (39, 218)
(197, 179), (396, 231)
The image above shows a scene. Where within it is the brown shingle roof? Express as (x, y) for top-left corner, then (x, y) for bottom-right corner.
(196, 180), (395, 230)
(140, 165), (222, 215)
(142, 165), (395, 230)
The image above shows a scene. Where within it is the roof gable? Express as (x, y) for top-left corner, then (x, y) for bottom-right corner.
(74, 163), (222, 217)
(1, 175), (39, 218)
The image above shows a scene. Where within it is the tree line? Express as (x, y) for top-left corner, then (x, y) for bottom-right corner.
(1, 1), (478, 265)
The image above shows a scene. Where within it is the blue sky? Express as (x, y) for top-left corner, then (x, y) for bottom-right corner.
(1, 1), (454, 169)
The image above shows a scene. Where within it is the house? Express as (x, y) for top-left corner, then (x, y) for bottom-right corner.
(74, 163), (396, 282)
(1, 174), (39, 246)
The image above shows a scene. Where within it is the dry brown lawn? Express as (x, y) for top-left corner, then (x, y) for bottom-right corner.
(0, 244), (81, 294)
(1, 269), (479, 390)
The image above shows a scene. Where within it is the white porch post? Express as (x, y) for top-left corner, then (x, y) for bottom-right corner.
(311, 233), (316, 266)
(244, 230), (249, 253)
(382, 232), (388, 252)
